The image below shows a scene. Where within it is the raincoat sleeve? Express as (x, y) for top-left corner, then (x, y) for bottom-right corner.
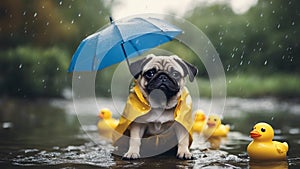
(112, 86), (151, 143)
(174, 87), (193, 145)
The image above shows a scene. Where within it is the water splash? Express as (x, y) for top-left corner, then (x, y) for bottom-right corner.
(12, 142), (115, 167)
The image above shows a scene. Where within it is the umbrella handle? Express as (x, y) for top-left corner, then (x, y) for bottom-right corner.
(109, 16), (114, 24)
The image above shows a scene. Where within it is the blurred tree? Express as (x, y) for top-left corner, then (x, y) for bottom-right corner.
(187, 0), (300, 74)
(0, 0), (111, 51)
(0, 0), (111, 97)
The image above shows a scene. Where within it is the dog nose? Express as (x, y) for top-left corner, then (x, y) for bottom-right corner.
(159, 74), (168, 82)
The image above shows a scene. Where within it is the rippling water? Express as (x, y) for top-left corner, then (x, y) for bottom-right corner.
(0, 97), (299, 168)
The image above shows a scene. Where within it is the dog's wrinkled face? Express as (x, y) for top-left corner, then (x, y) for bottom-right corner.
(130, 54), (198, 109)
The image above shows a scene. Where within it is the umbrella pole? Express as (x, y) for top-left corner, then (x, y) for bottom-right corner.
(110, 16), (134, 76)
(121, 43), (134, 76)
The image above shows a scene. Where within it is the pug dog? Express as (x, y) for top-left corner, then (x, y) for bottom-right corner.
(115, 54), (198, 159)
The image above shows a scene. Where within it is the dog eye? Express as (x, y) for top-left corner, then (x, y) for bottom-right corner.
(144, 69), (156, 79)
(171, 71), (181, 79)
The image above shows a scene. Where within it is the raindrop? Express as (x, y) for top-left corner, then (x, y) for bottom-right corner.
(260, 13), (263, 17)
(277, 24), (281, 29)
(78, 75), (81, 79)
(240, 61), (243, 65)
(78, 13), (81, 17)
(264, 60), (268, 65)
(240, 40), (244, 43)
(68, 5), (72, 9)
(44, 85), (47, 89)
(59, 20), (63, 24)
(46, 22), (49, 26)
(2, 122), (13, 129)
(285, 35), (288, 39)
(226, 65), (231, 71)
(246, 23), (250, 27)
(23, 11), (26, 16)
(247, 61), (251, 64)
(271, 117), (274, 121)
(231, 53), (235, 58)
(42, 79), (45, 83)
(228, 80), (232, 84)
(59, 1), (63, 5)
(56, 67), (60, 71)
(71, 20), (74, 24)
(291, 21), (295, 26)
(18, 64), (23, 69)
(33, 12), (37, 17)
(42, 5), (45, 9)
(272, 10), (275, 14)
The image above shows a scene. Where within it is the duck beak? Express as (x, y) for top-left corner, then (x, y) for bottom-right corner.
(207, 122), (215, 128)
(98, 113), (104, 119)
(250, 130), (261, 138)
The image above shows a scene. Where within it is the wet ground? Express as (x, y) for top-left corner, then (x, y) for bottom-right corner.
(0, 97), (300, 168)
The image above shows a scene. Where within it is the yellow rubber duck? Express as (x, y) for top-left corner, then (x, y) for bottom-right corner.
(192, 109), (206, 134)
(203, 114), (230, 137)
(97, 108), (119, 139)
(247, 122), (288, 161)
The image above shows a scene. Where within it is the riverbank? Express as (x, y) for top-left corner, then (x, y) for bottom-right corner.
(198, 73), (300, 98)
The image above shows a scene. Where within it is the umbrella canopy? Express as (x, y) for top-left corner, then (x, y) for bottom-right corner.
(68, 17), (182, 72)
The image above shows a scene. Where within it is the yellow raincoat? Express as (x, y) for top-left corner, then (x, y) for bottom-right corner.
(112, 84), (193, 154)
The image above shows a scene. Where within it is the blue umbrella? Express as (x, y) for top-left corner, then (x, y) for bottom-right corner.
(68, 16), (182, 73)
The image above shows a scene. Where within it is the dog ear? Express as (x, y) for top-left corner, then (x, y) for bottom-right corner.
(129, 54), (154, 79)
(174, 57), (198, 82)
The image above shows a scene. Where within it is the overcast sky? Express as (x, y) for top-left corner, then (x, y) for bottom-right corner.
(111, 0), (258, 20)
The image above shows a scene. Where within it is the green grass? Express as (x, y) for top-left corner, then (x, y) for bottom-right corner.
(197, 74), (300, 98)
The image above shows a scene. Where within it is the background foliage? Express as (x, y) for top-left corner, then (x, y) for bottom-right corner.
(0, 0), (299, 98)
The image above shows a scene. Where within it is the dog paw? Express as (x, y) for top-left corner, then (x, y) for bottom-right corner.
(177, 151), (193, 160)
(122, 151), (140, 160)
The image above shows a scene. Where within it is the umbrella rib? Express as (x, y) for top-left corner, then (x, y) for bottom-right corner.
(110, 21), (132, 64)
(128, 40), (141, 56)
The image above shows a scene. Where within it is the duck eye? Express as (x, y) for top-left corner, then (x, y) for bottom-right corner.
(214, 118), (217, 121)
(261, 128), (266, 132)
